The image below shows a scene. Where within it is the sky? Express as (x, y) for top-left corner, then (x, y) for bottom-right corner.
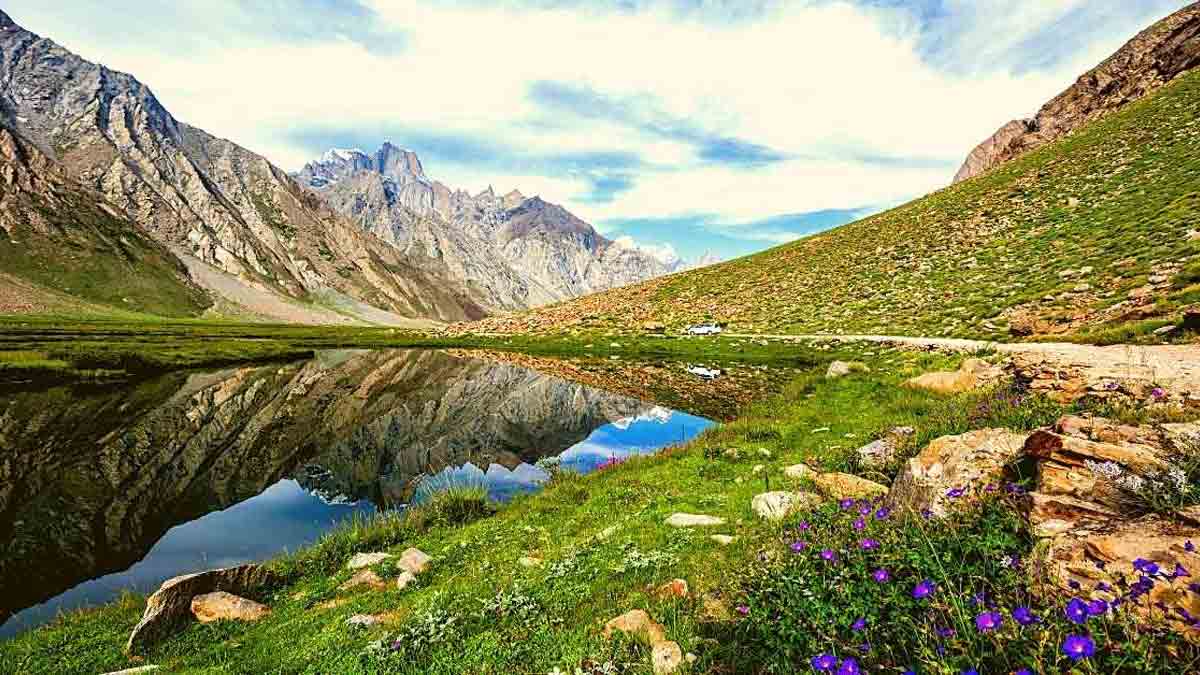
(4, 0), (1189, 263)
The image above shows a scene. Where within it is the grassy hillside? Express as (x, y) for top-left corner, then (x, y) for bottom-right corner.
(469, 68), (1200, 342)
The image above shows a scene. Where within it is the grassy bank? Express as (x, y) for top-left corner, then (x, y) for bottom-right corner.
(8, 344), (1194, 673)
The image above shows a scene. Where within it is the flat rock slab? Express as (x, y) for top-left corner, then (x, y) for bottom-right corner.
(346, 614), (383, 628)
(710, 534), (736, 546)
(603, 609), (667, 645)
(102, 667), (161, 675)
(752, 491), (822, 521)
(810, 473), (889, 500)
(191, 591), (270, 623)
(396, 571), (417, 591)
(346, 552), (392, 570)
(398, 547), (432, 575)
(126, 564), (275, 654)
(340, 569), (388, 592)
(665, 513), (726, 528)
(783, 463), (816, 480)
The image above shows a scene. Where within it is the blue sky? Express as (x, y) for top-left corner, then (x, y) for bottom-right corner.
(5, 0), (1188, 263)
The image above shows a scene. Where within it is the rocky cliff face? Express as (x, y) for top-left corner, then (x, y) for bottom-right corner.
(296, 144), (671, 307)
(954, 2), (1200, 183)
(0, 11), (500, 322)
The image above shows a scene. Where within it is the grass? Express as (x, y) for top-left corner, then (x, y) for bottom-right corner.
(469, 67), (1200, 343)
(10, 344), (1185, 674)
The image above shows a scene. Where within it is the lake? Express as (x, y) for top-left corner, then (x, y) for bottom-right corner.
(0, 348), (791, 638)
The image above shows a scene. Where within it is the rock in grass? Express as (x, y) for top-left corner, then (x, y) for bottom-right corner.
(340, 569), (388, 592)
(826, 361), (869, 378)
(395, 571), (417, 591)
(102, 667), (161, 675)
(856, 426), (916, 468)
(810, 473), (889, 500)
(126, 564), (275, 654)
(783, 463), (817, 480)
(654, 579), (689, 600)
(518, 556), (543, 568)
(603, 609), (667, 645)
(346, 552), (392, 570)
(710, 534), (736, 546)
(190, 591), (270, 623)
(904, 358), (1002, 395)
(398, 548), (432, 575)
(888, 429), (1029, 518)
(751, 491), (822, 521)
(665, 513), (726, 528)
(652, 641), (684, 674)
(346, 614), (383, 629)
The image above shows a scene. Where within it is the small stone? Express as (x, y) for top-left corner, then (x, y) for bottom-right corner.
(665, 513), (726, 528)
(397, 548), (432, 575)
(752, 464), (765, 474)
(652, 641), (684, 674)
(757, 447), (772, 458)
(346, 614), (382, 628)
(826, 361), (868, 378)
(395, 571), (417, 590)
(603, 609), (667, 644)
(102, 668), (161, 675)
(810, 473), (889, 500)
(710, 535), (736, 546)
(340, 569), (387, 592)
(518, 556), (543, 568)
(784, 463), (817, 480)
(655, 579), (689, 599)
(190, 592), (270, 623)
(751, 491), (822, 521)
(346, 552), (391, 570)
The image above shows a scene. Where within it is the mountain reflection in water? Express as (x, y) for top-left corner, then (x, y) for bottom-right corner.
(0, 348), (741, 638)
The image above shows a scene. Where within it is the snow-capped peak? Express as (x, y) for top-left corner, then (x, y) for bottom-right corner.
(322, 148), (366, 163)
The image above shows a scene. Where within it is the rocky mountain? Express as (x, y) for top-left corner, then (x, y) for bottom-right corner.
(954, 2), (1200, 183)
(0, 10), (507, 323)
(295, 144), (672, 307)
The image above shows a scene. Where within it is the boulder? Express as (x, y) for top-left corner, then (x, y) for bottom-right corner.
(665, 513), (726, 528)
(395, 571), (417, 591)
(339, 569), (388, 592)
(751, 491), (822, 521)
(190, 592), (270, 624)
(346, 552), (392, 570)
(810, 473), (888, 500)
(710, 535), (736, 546)
(642, 321), (667, 334)
(783, 463), (817, 480)
(346, 614), (383, 629)
(603, 609), (667, 645)
(905, 358), (1003, 395)
(827, 361), (868, 379)
(888, 429), (1029, 518)
(652, 641), (684, 674)
(398, 548), (432, 575)
(126, 564), (275, 653)
(856, 427), (916, 469)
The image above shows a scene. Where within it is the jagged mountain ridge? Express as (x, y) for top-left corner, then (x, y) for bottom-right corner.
(0, 10), (511, 323)
(295, 143), (673, 306)
(954, 2), (1200, 183)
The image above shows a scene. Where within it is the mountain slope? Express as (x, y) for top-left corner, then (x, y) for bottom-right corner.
(296, 144), (671, 307)
(954, 2), (1200, 183)
(0, 10), (496, 323)
(0, 127), (209, 318)
(465, 63), (1200, 341)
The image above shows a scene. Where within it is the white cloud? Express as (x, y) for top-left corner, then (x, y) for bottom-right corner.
(4, 0), (1189, 245)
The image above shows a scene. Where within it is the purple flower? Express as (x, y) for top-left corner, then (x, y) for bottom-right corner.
(975, 611), (1003, 632)
(1174, 563), (1190, 578)
(860, 538), (880, 551)
(913, 579), (936, 600)
(920, 508), (934, 520)
(1134, 558), (1160, 576)
(836, 657), (861, 675)
(857, 642), (870, 654)
(798, 520), (811, 531)
(1096, 582), (1111, 592)
(852, 517), (866, 531)
(1068, 580), (1081, 590)
(1016, 670), (1033, 675)
(858, 504), (872, 516)
(736, 605), (749, 616)
(1062, 634), (1097, 661)
(1012, 606), (1039, 626)
(874, 507), (891, 520)
(1065, 598), (1089, 624)
(946, 487), (965, 498)
(936, 626), (956, 639)
(810, 653), (837, 672)
(791, 540), (808, 553)
(1152, 387), (1167, 400)
(851, 617), (867, 632)
(840, 498), (855, 510)
(821, 549), (839, 563)
(962, 670), (979, 675)
(1187, 540), (1196, 553)
(1087, 599), (1109, 616)
(872, 568), (890, 583)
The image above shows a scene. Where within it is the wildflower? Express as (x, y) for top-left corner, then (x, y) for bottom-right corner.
(836, 657), (861, 675)
(1087, 599), (1109, 616)
(1016, 669), (1033, 675)
(736, 605), (749, 616)
(1065, 598), (1089, 624)
(1061, 634), (1097, 661)
(810, 653), (838, 672)
(860, 538), (880, 551)
(1190, 582), (1200, 594)
(859, 504), (872, 516)
(1096, 582), (1111, 592)
(975, 611), (1003, 632)
(851, 617), (867, 632)
(962, 670), (979, 675)
(1012, 606), (1039, 626)
(790, 540), (808, 553)
(798, 520), (811, 531)
(913, 579), (936, 600)
(840, 498), (855, 510)
(936, 626), (956, 639)
(820, 549), (839, 563)
(1068, 580), (1081, 590)
(920, 508), (934, 520)
(1187, 540), (1196, 553)
(946, 487), (965, 498)
(872, 568), (890, 583)
(1134, 558), (1161, 576)
(1104, 381), (1120, 391)
(857, 642), (870, 654)
(1152, 387), (1167, 400)
(1174, 563), (1191, 578)
(853, 517), (866, 531)
(874, 507), (891, 520)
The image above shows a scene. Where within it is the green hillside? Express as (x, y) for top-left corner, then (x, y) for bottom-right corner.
(471, 68), (1200, 342)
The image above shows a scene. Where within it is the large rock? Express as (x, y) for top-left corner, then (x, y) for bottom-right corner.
(665, 513), (726, 528)
(340, 569), (388, 592)
(652, 641), (684, 674)
(126, 564), (275, 653)
(856, 426), (915, 469)
(888, 429), (1029, 517)
(603, 609), (667, 645)
(810, 473), (888, 500)
(751, 491), (822, 521)
(904, 358), (1003, 395)
(826, 361), (868, 379)
(398, 548), (432, 575)
(190, 591), (270, 623)
(346, 552), (392, 570)
(953, 4), (1200, 183)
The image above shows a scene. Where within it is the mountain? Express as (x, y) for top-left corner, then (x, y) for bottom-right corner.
(0, 10), (506, 324)
(295, 143), (672, 307)
(954, 2), (1200, 183)
(461, 12), (1200, 341)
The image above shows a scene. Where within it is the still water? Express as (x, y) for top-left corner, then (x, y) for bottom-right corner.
(0, 348), (773, 638)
